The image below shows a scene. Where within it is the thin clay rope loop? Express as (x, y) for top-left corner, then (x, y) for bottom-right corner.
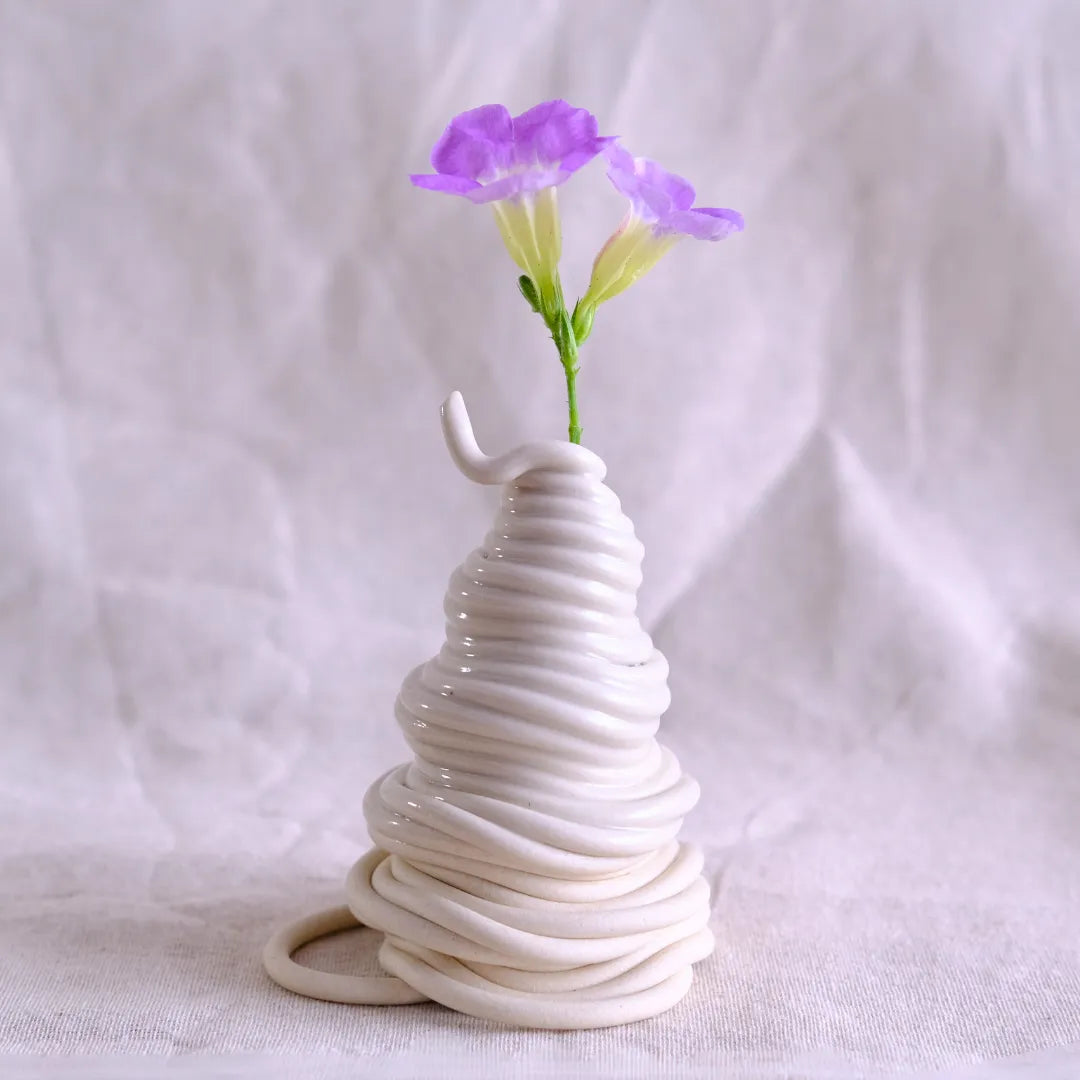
(261, 900), (426, 1005)
(263, 394), (713, 1029)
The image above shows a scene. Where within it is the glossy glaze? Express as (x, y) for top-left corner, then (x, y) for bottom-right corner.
(263, 393), (713, 1029)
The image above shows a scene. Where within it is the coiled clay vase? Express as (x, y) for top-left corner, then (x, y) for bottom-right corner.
(263, 392), (714, 1029)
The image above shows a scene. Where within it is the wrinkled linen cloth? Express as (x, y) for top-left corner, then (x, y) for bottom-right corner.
(2, 1), (1079, 1076)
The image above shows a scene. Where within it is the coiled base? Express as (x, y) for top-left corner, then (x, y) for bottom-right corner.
(264, 844), (714, 1029)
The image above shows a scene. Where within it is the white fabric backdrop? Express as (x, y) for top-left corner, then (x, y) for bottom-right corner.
(2, 0), (1079, 1076)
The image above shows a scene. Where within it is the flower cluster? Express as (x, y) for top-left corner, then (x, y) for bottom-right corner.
(411, 100), (742, 444)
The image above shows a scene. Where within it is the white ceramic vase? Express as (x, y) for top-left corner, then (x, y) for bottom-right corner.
(263, 393), (713, 1029)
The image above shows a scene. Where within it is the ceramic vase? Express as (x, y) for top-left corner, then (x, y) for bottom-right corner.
(264, 392), (713, 1029)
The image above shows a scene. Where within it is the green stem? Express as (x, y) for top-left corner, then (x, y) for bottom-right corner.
(563, 354), (581, 444)
(531, 268), (584, 444)
(554, 288), (581, 444)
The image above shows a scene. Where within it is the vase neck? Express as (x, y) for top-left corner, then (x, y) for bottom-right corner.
(441, 391), (606, 486)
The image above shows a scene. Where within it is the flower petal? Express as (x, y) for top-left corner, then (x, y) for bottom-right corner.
(430, 104), (513, 181)
(559, 136), (617, 177)
(413, 101), (611, 201)
(584, 215), (680, 308)
(636, 157), (696, 212)
(452, 103), (514, 142)
(604, 143), (743, 241)
(665, 206), (744, 240)
(512, 99), (600, 167)
(603, 144), (645, 202)
(464, 168), (568, 204)
(532, 185), (562, 271)
(490, 186), (561, 306)
(603, 144), (694, 222)
(409, 173), (483, 196)
(491, 201), (534, 275)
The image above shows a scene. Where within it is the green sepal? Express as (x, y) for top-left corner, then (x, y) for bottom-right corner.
(517, 275), (541, 313)
(557, 308), (575, 357)
(571, 301), (595, 345)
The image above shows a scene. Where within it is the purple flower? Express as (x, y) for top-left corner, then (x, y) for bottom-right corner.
(580, 145), (743, 309)
(411, 101), (612, 309)
(603, 144), (744, 240)
(410, 100), (613, 204)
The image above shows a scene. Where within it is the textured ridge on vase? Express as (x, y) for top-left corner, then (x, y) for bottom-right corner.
(262, 392), (714, 1029)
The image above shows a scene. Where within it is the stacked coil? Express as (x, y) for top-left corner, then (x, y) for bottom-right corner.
(264, 393), (713, 1029)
